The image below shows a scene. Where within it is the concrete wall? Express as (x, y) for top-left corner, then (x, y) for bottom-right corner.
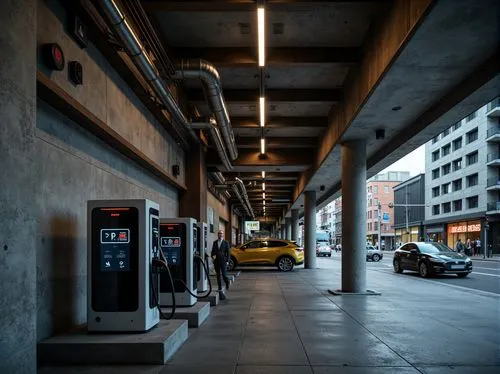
(0, 1), (37, 373)
(34, 0), (183, 344)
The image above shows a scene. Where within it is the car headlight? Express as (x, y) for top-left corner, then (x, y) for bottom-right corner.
(465, 258), (472, 263)
(429, 257), (445, 263)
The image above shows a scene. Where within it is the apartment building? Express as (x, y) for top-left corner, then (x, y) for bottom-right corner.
(393, 174), (425, 245)
(424, 98), (499, 255)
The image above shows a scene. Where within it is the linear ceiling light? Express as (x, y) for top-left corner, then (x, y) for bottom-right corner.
(263, 192), (266, 199)
(262, 182), (266, 191)
(257, 7), (265, 67)
(263, 200), (266, 206)
(262, 171), (265, 178)
(259, 97), (265, 127)
(260, 138), (265, 154)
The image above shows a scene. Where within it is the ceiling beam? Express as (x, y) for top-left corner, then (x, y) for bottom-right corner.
(206, 149), (313, 167)
(236, 137), (317, 148)
(232, 117), (327, 129)
(224, 172), (298, 180)
(188, 89), (341, 103)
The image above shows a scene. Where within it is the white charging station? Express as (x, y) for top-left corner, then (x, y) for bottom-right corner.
(159, 217), (197, 307)
(87, 199), (160, 332)
(196, 222), (209, 292)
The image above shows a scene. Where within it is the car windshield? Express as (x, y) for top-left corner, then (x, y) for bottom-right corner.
(418, 242), (454, 254)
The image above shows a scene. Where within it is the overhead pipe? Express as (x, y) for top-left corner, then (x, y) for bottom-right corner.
(99, 0), (236, 170)
(230, 184), (251, 217)
(210, 172), (254, 219)
(174, 59), (238, 161)
(235, 177), (254, 219)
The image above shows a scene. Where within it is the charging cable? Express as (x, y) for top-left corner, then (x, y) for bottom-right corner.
(151, 254), (176, 320)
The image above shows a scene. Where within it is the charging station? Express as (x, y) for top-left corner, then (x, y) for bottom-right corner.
(159, 218), (197, 307)
(87, 199), (160, 332)
(196, 222), (209, 292)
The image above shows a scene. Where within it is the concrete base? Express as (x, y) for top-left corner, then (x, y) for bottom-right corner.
(206, 290), (221, 306)
(37, 320), (188, 366)
(328, 289), (381, 296)
(162, 302), (210, 328)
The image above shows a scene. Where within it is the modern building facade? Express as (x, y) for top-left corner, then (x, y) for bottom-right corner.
(366, 171), (410, 249)
(393, 174), (425, 246)
(334, 197), (343, 245)
(425, 99), (499, 255)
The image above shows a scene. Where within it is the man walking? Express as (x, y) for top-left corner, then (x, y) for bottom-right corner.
(211, 229), (230, 300)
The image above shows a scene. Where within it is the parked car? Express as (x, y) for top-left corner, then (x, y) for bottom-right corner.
(393, 242), (472, 278)
(366, 246), (383, 261)
(228, 238), (304, 272)
(316, 245), (332, 257)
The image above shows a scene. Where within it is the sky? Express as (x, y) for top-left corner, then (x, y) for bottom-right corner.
(380, 144), (426, 177)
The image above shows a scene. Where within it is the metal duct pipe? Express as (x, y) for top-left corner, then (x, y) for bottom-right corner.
(191, 120), (232, 171)
(235, 177), (254, 219)
(231, 184), (250, 217)
(211, 171), (226, 185)
(99, 0), (192, 140)
(174, 59), (238, 161)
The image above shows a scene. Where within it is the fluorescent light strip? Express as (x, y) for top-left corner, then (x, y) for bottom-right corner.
(258, 7), (265, 67)
(263, 192), (266, 199)
(262, 171), (265, 178)
(262, 182), (266, 191)
(263, 200), (266, 206)
(260, 138), (265, 154)
(259, 97), (265, 127)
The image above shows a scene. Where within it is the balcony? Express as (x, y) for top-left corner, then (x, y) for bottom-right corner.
(486, 201), (500, 215)
(486, 97), (500, 117)
(486, 177), (500, 190)
(487, 153), (500, 166)
(486, 127), (500, 142)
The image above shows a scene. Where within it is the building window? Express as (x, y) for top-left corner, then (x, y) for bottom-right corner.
(373, 186), (378, 194)
(442, 143), (451, 157)
(452, 137), (462, 151)
(384, 186), (389, 194)
(432, 135), (439, 144)
(374, 222), (378, 230)
(432, 168), (440, 179)
(442, 202), (451, 213)
(466, 111), (477, 122)
(452, 178), (462, 191)
(432, 205), (440, 215)
(432, 186), (440, 197)
(453, 199), (462, 212)
(432, 150), (440, 162)
(466, 128), (478, 144)
(452, 158), (462, 171)
(467, 196), (478, 209)
(442, 183), (450, 195)
(374, 198), (379, 206)
(442, 163), (451, 175)
(466, 151), (478, 166)
(453, 121), (462, 131)
(466, 173), (478, 187)
(443, 128), (450, 137)
(373, 209), (378, 218)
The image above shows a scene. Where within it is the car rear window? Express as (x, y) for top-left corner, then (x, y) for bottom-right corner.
(268, 240), (288, 247)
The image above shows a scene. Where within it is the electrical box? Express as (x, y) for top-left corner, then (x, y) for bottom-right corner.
(87, 199), (160, 332)
(159, 217), (198, 307)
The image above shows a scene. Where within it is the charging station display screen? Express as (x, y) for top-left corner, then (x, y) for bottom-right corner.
(91, 207), (139, 312)
(160, 223), (185, 292)
(100, 229), (130, 271)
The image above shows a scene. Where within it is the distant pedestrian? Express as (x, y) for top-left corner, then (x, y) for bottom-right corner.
(476, 239), (481, 256)
(455, 238), (464, 253)
(466, 239), (472, 256)
(211, 230), (230, 300)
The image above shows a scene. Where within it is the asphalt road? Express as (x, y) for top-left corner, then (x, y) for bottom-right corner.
(316, 252), (500, 295)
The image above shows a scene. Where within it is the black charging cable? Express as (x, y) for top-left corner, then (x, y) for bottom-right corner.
(151, 254), (176, 320)
(173, 253), (213, 299)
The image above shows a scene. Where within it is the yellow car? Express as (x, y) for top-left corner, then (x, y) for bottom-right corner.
(228, 238), (304, 272)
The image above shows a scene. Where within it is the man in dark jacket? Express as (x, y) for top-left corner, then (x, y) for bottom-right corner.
(211, 229), (230, 298)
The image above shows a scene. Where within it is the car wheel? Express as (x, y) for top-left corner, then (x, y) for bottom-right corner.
(328, 254), (331, 257)
(419, 261), (430, 278)
(277, 256), (294, 272)
(456, 273), (468, 278)
(372, 254), (380, 262)
(227, 256), (237, 271)
(393, 259), (403, 273)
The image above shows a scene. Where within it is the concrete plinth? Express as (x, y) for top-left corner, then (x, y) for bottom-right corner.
(206, 291), (220, 306)
(163, 302), (210, 328)
(37, 319), (188, 366)
(328, 289), (381, 296)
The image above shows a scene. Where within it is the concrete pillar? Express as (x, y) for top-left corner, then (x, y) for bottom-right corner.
(281, 223), (285, 240)
(285, 218), (292, 240)
(0, 1), (37, 372)
(291, 209), (299, 242)
(180, 144), (207, 222)
(304, 191), (317, 269)
(341, 140), (367, 293)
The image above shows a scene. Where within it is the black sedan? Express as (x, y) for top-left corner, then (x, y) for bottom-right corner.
(393, 242), (472, 278)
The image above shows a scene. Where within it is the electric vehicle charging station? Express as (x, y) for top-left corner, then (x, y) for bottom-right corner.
(159, 218), (198, 307)
(196, 222), (209, 292)
(87, 199), (160, 332)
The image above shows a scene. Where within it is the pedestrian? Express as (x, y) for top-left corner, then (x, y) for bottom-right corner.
(211, 229), (230, 300)
(476, 238), (481, 256)
(455, 238), (464, 253)
(466, 238), (472, 256)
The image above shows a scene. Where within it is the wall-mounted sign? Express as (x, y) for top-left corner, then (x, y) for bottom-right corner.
(448, 222), (481, 234)
(245, 221), (260, 233)
(382, 212), (390, 223)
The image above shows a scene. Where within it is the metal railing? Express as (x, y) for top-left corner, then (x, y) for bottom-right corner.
(487, 202), (500, 211)
(487, 153), (500, 162)
(487, 97), (500, 112)
(487, 127), (500, 138)
(487, 177), (500, 187)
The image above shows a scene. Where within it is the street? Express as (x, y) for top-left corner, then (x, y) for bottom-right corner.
(314, 252), (500, 295)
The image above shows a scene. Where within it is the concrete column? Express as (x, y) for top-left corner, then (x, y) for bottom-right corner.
(304, 191), (317, 269)
(180, 144), (207, 222)
(341, 140), (367, 293)
(0, 1), (37, 372)
(285, 218), (292, 240)
(281, 223), (285, 240)
(291, 209), (299, 242)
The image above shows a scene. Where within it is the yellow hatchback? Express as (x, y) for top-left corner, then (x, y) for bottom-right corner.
(228, 238), (304, 272)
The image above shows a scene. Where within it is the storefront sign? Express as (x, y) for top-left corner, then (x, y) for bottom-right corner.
(245, 221), (260, 233)
(448, 223), (481, 234)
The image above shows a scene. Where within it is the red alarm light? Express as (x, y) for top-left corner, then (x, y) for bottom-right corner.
(42, 43), (65, 71)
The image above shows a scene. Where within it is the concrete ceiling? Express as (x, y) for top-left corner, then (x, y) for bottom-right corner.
(142, 0), (500, 222)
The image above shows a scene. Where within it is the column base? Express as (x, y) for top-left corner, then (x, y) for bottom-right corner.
(328, 289), (381, 296)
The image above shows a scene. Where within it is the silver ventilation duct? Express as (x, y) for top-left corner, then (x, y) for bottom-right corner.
(230, 184), (251, 217)
(191, 120), (232, 171)
(174, 59), (238, 161)
(235, 177), (254, 219)
(211, 171), (226, 185)
(210, 172), (254, 219)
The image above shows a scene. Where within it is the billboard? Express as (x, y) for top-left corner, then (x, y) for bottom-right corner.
(245, 221), (260, 234)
